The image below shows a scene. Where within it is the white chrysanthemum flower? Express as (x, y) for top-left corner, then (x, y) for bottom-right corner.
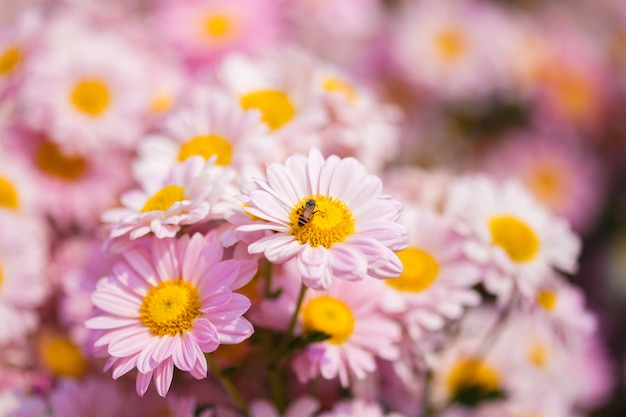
(102, 156), (237, 244)
(444, 175), (581, 302)
(133, 90), (273, 188)
(236, 148), (408, 289)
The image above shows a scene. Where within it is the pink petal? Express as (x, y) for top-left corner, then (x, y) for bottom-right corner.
(216, 317), (254, 344)
(136, 370), (153, 397)
(151, 237), (179, 282)
(191, 318), (220, 351)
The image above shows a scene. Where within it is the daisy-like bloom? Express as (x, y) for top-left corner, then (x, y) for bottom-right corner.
(444, 175), (581, 302)
(382, 167), (453, 212)
(0, 149), (36, 216)
(4, 126), (133, 230)
(236, 148), (408, 290)
(0, 210), (48, 345)
(249, 396), (320, 417)
(478, 132), (605, 233)
(18, 14), (151, 154)
(133, 90), (273, 188)
(292, 277), (402, 387)
(151, 0), (283, 67)
(310, 64), (402, 174)
(0, 11), (40, 98)
(46, 377), (125, 417)
(379, 205), (481, 339)
(390, 0), (517, 99)
(102, 155), (237, 246)
(86, 232), (257, 397)
(317, 398), (405, 417)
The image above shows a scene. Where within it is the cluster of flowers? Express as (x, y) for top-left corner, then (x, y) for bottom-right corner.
(0, 0), (621, 416)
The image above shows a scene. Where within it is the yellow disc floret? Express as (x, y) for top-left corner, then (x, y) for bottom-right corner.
(70, 78), (111, 116)
(141, 185), (186, 213)
(38, 335), (88, 378)
(301, 295), (355, 345)
(240, 90), (295, 131)
(290, 195), (355, 249)
(177, 134), (233, 166)
(35, 141), (87, 181)
(203, 14), (234, 39)
(527, 342), (549, 368)
(386, 247), (440, 293)
(489, 215), (540, 263)
(446, 357), (500, 397)
(322, 77), (358, 104)
(0, 176), (19, 210)
(140, 279), (202, 337)
(0, 45), (21, 75)
(536, 289), (558, 311)
(435, 27), (467, 62)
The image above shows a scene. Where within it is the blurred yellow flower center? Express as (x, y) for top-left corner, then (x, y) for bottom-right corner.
(140, 279), (202, 336)
(38, 335), (87, 378)
(0, 264), (4, 288)
(70, 78), (111, 116)
(435, 27), (467, 62)
(0, 45), (21, 75)
(527, 342), (549, 368)
(0, 176), (19, 209)
(177, 134), (233, 166)
(386, 247), (439, 292)
(141, 185), (186, 213)
(290, 195), (355, 249)
(35, 141), (87, 181)
(240, 90), (295, 131)
(322, 77), (358, 103)
(150, 94), (174, 113)
(154, 409), (172, 417)
(527, 162), (565, 207)
(536, 289), (557, 311)
(551, 70), (595, 121)
(301, 295), (355, 345)
(203, 14), (233, 39)
(446, 357), (500, 396)
(489, 215), (539, 263)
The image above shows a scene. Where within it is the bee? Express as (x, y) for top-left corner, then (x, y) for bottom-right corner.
(297, 199), (319, 227)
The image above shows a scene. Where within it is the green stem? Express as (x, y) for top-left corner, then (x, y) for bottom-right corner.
(206, 353), (248, 414)
(276, 283), (307, 356)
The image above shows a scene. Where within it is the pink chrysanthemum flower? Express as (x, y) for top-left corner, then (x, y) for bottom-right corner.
(249, 396), (320, 417)
(379, 205), (481, 339)
(102, 155), (237, 244)
(133, 91), (273, 188)
(0, 11), (40, 98)
(236, 148), (408, 289)
(444, 175), (581, 302)
(292, 278), (402, 387)
(48, 377), (125, 417)
(0, 211), (48, 345)
(86, 232), (257, 397)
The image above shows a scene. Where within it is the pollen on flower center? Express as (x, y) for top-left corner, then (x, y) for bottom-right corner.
(301, 295), (355, 345)
(240, 90), (295, 131)
(386, 247), (439, 292)
(289, 195), (355, 249)
(489, 215), (540, 263)
(435, 27), (467, 62)
(177, 134), (233, 166)
(140, 279), (202, 337)
(70, 78), (111, 116)
(141, 185), (186, 213)
(38, 335), (87, 378)
(0, 45), (21, 75)
(536, 289), (557, 311)
(322, 77), (358, 103)
(447, 357), (500, 397)
(35, 141), (87, 181)
(0, 176), (19, 209)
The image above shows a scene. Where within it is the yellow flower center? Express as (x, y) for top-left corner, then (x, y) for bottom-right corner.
(38, 335), (88, 378)
(526, 162), (566, 207)
(0, 176), (19, 210)
(289, 195), (355, 249)
(141, 185), (186, 213)
(0, 45), (21, 75)
(536, 290), (557, 311)
(154, 409), (172, 417)
(446, 357), (500, 397)
(203, 14), (234, 39)
(386, 247), (439, 293)
(0, 263), (4, 288)
(177, 134), (233, 166)
(489, 215), (540, 263)
(240, 90), (295, 131)
(70, 78), (111, 116)
(551, 70), (595, 121)
(527, 342), (549, 368)
(435, 27), (467, 62)
(35, 141), (87, 181)
(322, 77), (358, 103)
(150, 94), (174, 113)
(140, 279), (202, 337)
(301, 295), (355, 345)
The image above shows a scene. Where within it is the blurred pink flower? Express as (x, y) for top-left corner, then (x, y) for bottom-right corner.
(237, 148), (408, 289)
(249, 396), (320, 417)
(317, 398), (405, 417)
(86, 233), (257, 396)
(49, 377), (125, 417)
